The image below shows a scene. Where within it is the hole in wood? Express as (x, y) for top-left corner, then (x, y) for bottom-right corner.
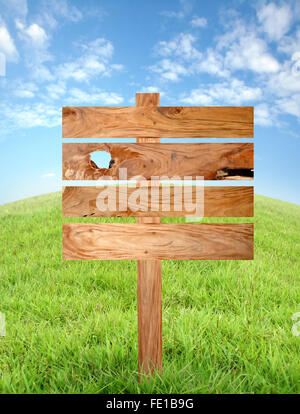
(90, 151), (112, 169)
(215, 168), (254, 180)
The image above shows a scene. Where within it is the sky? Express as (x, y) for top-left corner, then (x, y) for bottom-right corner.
(0, 0), (300, 205)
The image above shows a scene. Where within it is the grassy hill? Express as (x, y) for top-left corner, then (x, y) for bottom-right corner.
(0, 192), (299, 393)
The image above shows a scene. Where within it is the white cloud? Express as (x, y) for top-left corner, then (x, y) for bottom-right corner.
(190, 16), (207, 28)
(155, 33), (200, 60)
(0, 21), (19, 62)
(150, 58), (188, 81)
(16, 20), (48, 47)
(160, 0), (193, 19)
(148, 8), (300, 127)
(182, 79), (262, 105)
(81, 38), (114, 59)
(56, 38), (123, 82)
(110, 64), (124, 71)
(48, 0), (82, 22)
(182, 90), (213, 105)
(42, 173), (55, 178)
(276, 95), (300, 118)
(1, 102), (60, 129)
(32, 65), (53, 81)
(38, 0), (82, 29)
(151, 25), (280, 85)
(194, 48), (229, 77)
(66, 88), (123, 105)
(160, 10), (185, 19)
(15, 90), (34, 98)
(14, 82), (38, 98)
(46, 81), (66, 99)
(15, 19), (53, 80)
(257, 2), (292, 41)
(138, 86), (165, 96)
(255, 103), (273, 126)
(220, 31), (280, 73)
(214, 19), (281, 73)
(278, 28), (300, 55)
(0, 0), (28, 22)
(151, 33), (203, 81)
(57, 61), (106, 82)
(291, 52), (300, 76)
(268, 56), (300, 97)
(25, 23), (47, 46)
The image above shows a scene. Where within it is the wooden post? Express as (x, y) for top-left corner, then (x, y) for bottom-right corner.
(136, 93), (162, 378)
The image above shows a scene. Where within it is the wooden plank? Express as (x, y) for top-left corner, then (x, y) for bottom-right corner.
(136, 93), (162, 378)
(62, 186), (254, 217)
(62, 223), (254, 260)
(62, 106), (253, 138)
(62, 143), (254, 180)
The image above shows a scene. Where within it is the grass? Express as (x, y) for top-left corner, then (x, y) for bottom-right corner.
(0, 191), (299, 394)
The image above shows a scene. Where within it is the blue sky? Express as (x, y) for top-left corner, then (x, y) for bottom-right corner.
(0, 0), (300, 205)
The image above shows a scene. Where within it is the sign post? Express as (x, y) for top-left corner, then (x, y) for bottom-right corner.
(136, 93), (162, 378)
(62, 93), (254, 379)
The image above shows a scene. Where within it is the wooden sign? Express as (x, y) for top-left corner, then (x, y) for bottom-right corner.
(62, 93), (254, 378)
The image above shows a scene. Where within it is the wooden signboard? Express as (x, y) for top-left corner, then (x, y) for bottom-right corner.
(62, 93), (254, 378)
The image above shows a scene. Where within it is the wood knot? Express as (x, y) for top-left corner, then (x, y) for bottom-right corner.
(63, 107), (76, 117)
(171, 107), (182, 116)
(109, 159), (115, 169)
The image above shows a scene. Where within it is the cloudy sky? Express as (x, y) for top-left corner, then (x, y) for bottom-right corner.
(0, 0), (300, 204)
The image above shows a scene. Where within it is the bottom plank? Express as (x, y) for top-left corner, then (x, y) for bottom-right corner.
(63, 223), (253, 260)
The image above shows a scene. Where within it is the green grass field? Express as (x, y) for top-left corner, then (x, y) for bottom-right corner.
(0, 192), (299, 394)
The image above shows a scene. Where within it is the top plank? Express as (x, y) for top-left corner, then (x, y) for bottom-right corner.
(62, 106), (253, 138)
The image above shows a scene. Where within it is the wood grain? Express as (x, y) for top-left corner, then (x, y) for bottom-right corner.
(136, 93), (162, 377)
(62, 223), (254, 260)
(137, 258), (162, 376)
(62, 186), (254, 217)
(62, 143), (254, 180)
(62, 106), (253, 138)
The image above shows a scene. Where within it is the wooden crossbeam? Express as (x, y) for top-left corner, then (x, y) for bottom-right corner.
(62, 143), (254, 180)
(62, 186), (254, 217)
(62, 106), (253, 138)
